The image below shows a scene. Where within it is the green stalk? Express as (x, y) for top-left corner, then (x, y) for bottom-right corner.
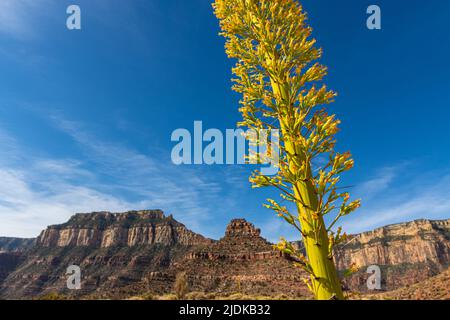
(271, 79), (344, 300)
(213, 0), (357, 300)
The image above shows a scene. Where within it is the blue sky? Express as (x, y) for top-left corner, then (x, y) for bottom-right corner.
(0, 0), (449, 241)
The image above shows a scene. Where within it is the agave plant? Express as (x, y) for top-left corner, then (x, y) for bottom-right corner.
(213, 0), (360, 300)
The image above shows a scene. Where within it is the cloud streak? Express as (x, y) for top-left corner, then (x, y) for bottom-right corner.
(0, 165), (143, 237)
(0, 115), (237, 238)
(51, 116), (225, 226)
(259, 163), (450, 242)
(342, 165), (450, 233)
(0, 0), (50, 38)
(1, 116), (449, 239)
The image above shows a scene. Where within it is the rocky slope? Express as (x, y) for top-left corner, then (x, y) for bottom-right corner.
(170, 219), (309, 297)
(367, 267), (450, 300)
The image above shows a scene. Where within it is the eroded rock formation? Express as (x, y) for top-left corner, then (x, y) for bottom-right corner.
(0, 210), (212, 299)
(335, 219), (450, 291)
(37, 210), (211, 248)
(176, 218), (307, 297)
(334, 219), (450, 269)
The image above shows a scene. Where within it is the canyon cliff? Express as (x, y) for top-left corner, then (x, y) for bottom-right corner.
(335, 219), (450, 291)
(0, 210), (212, 299)
(335, 219), (450, 268)
(36, 210), (211, 248)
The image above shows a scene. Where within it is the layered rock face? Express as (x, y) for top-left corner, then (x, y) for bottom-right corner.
(335, 219), (450, 291)
(37, 210), (210, 248)
(0, 210), (212, 299)
(225, 219), (262, 237)
(335, 219), (450, 269)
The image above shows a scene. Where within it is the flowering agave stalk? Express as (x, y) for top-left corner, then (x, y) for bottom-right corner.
(213, 0), (361, 300)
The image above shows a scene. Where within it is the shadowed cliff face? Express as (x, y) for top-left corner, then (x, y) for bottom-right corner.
(0, 253), (26, 284)
(0, 211), (448, 299)
(0, 238), (35, 253)
(0, 239), (35, 285)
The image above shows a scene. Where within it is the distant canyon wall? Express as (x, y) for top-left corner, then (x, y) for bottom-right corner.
(37, 210), (212, 248)
(334, 219), (450, 269)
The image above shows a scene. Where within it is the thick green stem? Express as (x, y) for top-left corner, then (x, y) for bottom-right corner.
(270, 77), (344, 300)
(293, 176), (344, 299)
(283, 127), (344, 300)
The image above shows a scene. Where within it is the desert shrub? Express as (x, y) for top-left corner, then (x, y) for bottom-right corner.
(37, 292), (67, 300)
(158, 294), (177, 300)
(141, 292), (155, 300)
(225, 293), (244, 300)
(206, 293), (217, 300)
(174, 272), (189, 300)
(186, 291), (208, 300)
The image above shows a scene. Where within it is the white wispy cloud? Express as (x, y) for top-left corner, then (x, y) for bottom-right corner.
(256, 163), (450, 241)
(0, 0), (49, 38)
(0, 0), (29, 36)
(2, 116), (449, 239)
(0, 115), (232, 238)
(341, 165), (450, 233)
(0, 165), (143, 237)
(51, 116), (225, 226)
(0, 125), (152, 236)
(354, 166), (398, 200)
(259, 214), (299, 244)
